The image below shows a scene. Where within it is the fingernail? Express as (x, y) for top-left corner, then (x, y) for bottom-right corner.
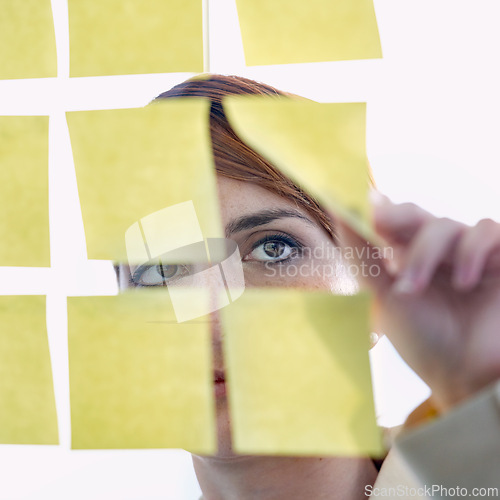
(369, 332), (380, 346)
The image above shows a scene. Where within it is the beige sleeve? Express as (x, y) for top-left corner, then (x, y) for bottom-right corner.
(369, 446), (431, 499)
(394, 380), (500, 495)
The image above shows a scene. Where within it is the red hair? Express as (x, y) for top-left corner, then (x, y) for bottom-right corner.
(154, 74), (337, 241)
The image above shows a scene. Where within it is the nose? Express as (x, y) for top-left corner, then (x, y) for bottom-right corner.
(163, 238), (244, 325)
(208, 308), (225, 374)
(166, 257), (227, 323)
(209, 308), (223, 344)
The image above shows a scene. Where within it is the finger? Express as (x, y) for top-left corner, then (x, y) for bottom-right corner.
(453, 218), (500, 290)
(373, 199), (433, 245)
(392, 217), (466, 295)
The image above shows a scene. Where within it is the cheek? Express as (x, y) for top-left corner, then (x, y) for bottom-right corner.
(241, 257), (347, 291)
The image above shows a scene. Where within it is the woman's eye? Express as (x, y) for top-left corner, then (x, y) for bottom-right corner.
(133, 264), (186, 286)
(248, 240), (294, 262)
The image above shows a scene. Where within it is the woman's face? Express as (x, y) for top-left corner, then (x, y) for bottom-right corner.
(211, 176), (353, 457)
(118, 175), (353, 457)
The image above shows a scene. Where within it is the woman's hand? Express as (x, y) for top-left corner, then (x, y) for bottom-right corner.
(338, 194), (500, 413)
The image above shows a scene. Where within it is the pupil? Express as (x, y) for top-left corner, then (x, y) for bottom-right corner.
(157, 264), (178, 279)
(263, 241), (285, 258)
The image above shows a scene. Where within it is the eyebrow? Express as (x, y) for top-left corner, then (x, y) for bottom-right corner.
(225, 208), (314, 237)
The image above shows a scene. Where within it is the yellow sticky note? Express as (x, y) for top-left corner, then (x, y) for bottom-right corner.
(0, 116), (50, 267)
(0, 296), (59, 445)
(224, 96), (375, 241)
(68, 292), (216, 452)
(235, 0), (382, 66)
(0, 0), (57, 80)
(68, 0), (203, 77)
(66, 100), (222, 262)
(222, 290), (382, 456)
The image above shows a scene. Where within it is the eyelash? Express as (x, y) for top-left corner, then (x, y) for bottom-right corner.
(246, 233), (304, 264)
(127, 233), (303, 287)
(129, 264), (188, 287)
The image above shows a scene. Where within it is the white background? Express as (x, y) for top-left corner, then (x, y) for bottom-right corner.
(1, 0), (499, 498)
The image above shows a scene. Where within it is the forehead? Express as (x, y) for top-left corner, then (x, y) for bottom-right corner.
(216, 175), (309, 224)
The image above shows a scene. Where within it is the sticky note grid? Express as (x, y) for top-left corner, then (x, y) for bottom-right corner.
(1, 0), (382, 81)
(65, 289), (381, 455)
(1, 0), (384, 452)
